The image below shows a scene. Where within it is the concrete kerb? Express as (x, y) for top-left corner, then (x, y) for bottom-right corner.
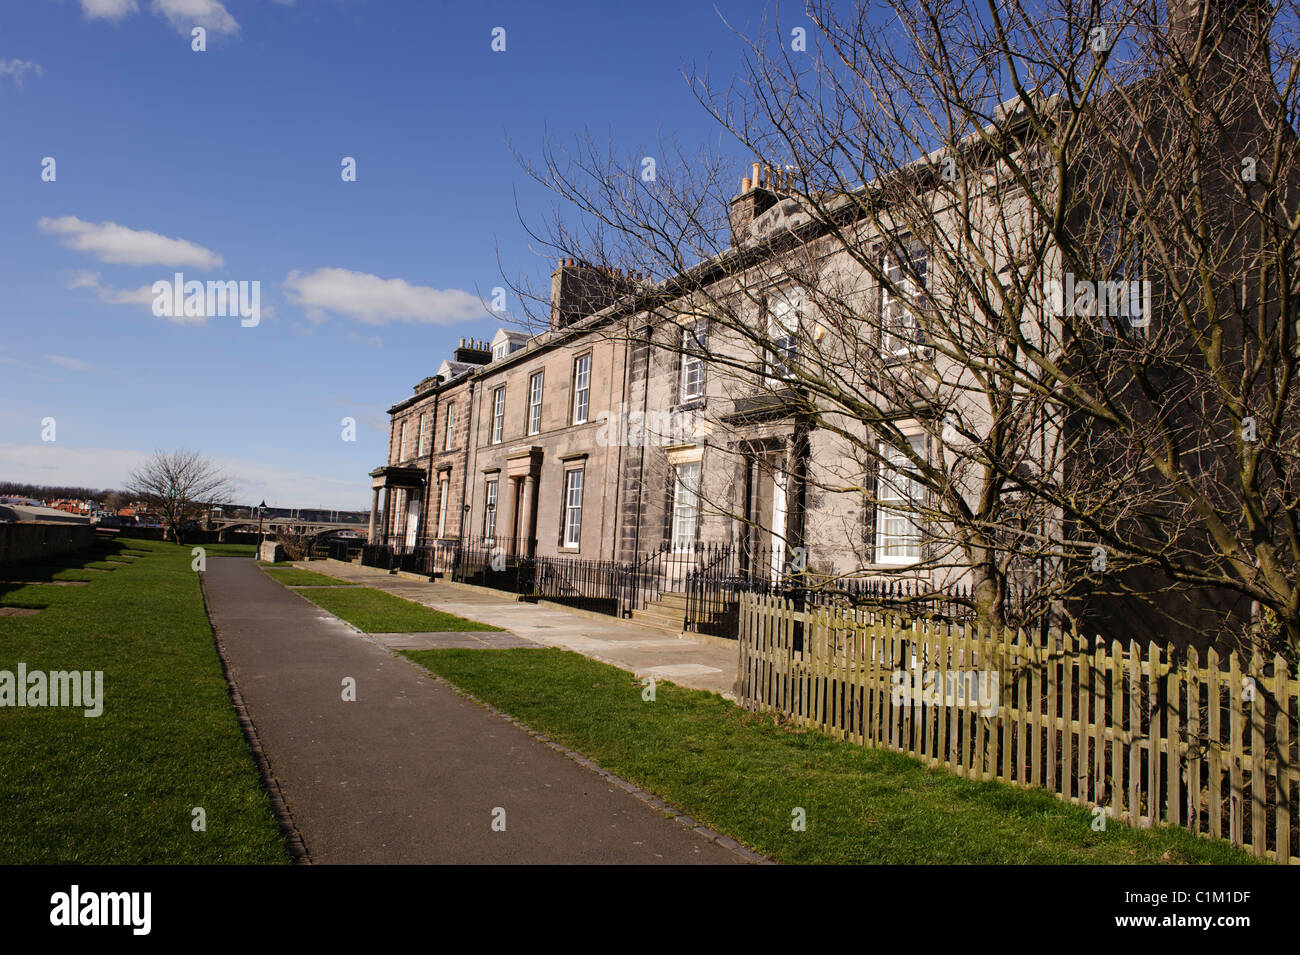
(272, 575), (771, 865)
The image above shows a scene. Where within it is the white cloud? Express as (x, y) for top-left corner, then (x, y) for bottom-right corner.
(283, 268), (489, 326)
(44, 354), (95, 371)
(0, 59), (44, 88)
(66, 271), (201, 325)
(102, 284), (160, 306)
(69, 271), (155, 305)
(151, 0), (239, 38)
(40, 216), (223, 269)
(78, 0), (240, 39)
(0, 443), (370, 511)
(79, 0), (140, 21)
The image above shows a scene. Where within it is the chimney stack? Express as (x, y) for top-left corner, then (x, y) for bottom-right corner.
(453, 337), (491, 366)
(729, 157), (778, 246)
(1167, 0), (1272, 73)
(550, 259), (628, 331)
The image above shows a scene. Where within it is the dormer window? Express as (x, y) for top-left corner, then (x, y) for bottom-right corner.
(493, 342), (509, 361)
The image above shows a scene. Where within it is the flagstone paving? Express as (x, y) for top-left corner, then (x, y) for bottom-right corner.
(298, 560), (737, 698)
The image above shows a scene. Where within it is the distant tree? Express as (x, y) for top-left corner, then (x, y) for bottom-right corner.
(124, 450), (234, 544)
(0, 482), (124, 504)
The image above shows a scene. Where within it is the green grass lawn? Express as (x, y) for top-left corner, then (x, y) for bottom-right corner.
(291, 585), (500, 633)
(0, 538), (287, 864)
(200, 542), (256, 558)
(260, 565), (359, 587)
(404, 647), (1258, 865)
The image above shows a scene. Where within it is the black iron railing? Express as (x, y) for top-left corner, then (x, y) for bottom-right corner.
(684, 544), (806, 638)
(619, 541), (732, 616)
(450, 537), (536, 592)
(684, 549), (1048, 639)
(361, 540), (459, 577)
(527, 555), (623, 615)
(364, 536), (1046, 640)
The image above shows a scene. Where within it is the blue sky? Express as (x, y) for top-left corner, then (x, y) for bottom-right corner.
(0, 0), (779, 509)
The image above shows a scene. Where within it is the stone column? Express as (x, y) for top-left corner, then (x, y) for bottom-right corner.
(521, 474), (537, 557)
(368, 487), (381, 542)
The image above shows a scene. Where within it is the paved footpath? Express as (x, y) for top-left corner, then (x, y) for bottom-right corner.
(203, 557), (744, 864)
(303, 560), (739, 697)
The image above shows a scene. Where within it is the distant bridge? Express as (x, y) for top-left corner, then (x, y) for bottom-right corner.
(206, 517), (367, 542)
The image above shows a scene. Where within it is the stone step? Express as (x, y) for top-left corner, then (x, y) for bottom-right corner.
(635, 601), (686, 622)
(630, 608), (685, 633)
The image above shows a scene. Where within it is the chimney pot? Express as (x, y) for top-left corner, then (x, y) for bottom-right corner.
(751, 162), (761, 187)
(742, 177), (752, 191)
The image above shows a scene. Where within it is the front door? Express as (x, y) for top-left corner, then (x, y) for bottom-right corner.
(770, 467), (787, 580)
(405, 493), (420, 549)
(509, 479), (526, 554)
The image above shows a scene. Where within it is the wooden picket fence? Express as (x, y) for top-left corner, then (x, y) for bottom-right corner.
(736, 592), (1300, 863)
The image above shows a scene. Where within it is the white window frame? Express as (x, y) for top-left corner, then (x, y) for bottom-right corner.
(671, 460), (701, 552)
(562, 468), (584, 548)
(571, 354), (591, 425)
(443, 403), (456, 452)
(767, 290), (801, 382)
(493, 342), (509, 361)
(397, 420), (408, 461)
(491, 387), (505, 444)
(418, 413), (430, 456)
(882, 243), (928, 358)
(680, 325), (704, 400)
(528, 371), (544, 435)
(483, 479), (498, 541)
(875, 435), (926, 565)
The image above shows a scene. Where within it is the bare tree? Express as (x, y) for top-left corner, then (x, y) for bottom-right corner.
(509, 0), (1300, 657)
(124, 450), (234, 544)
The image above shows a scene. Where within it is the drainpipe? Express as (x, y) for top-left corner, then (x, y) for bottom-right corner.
(630, 321), (653, 559)
(610, 319), (631, 561)
(421, 386), (441, 569)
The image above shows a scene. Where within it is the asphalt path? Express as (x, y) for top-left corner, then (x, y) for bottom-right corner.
(202, 557), (742, 864)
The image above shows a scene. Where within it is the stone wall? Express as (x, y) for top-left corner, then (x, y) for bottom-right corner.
(258, 539), (286, 562)
(0, 521), (95, 566)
